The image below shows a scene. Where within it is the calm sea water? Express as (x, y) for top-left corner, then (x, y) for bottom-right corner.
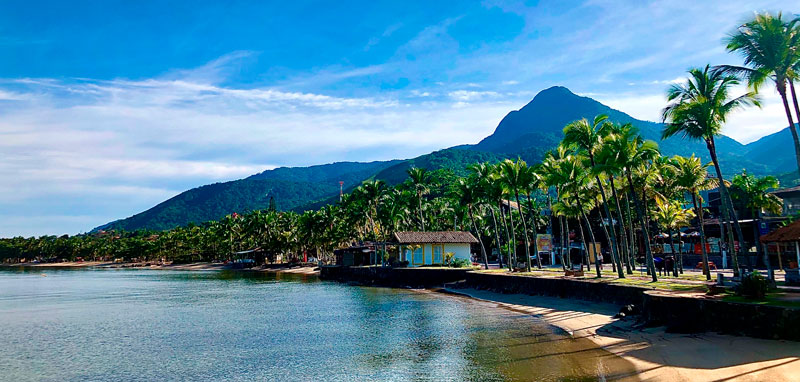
(0, 268), (634, 381)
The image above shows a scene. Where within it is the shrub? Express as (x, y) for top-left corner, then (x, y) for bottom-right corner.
(450, 258), (472, 268)
(391, 260), (409, 268)
(444, 252), (454, 265)
(736, 271), (768, 299)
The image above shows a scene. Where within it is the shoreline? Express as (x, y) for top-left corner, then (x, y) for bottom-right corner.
(443, 287), (800, 381)
(0, 261), (320, 275)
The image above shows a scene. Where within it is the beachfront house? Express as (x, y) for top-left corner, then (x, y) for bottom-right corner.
(394, 231), (477, 267)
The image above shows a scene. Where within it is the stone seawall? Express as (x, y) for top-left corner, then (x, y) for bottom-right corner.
(463, 272), (800, 341)
(319, 266), (470, 288)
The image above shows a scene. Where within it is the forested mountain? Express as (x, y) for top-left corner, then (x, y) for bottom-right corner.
(472, 86), (775, 175)
(98, 148), (502, 231)
(97, 86), (793, 232)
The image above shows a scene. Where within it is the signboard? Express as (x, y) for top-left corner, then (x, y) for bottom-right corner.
(758, 221), (769, 237)
(536, 234), (552, 252)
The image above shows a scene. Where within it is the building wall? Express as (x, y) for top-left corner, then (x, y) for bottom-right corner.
(400, 243), (473, 266)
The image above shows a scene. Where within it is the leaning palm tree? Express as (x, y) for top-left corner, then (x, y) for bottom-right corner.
(406, 167), (430, 231)
(469, 162), (506, 269)
(673, 155), (721, 275)
(720, 12), (800, 176)
(563, 114), (625, 278)
(662, 65), (760, 278)
(498, 159), (533, 272)
(730, 171), (783, 280)
(456, 177), (489, 269)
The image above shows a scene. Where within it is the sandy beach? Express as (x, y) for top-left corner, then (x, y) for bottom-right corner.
(445, 287), (800, 381)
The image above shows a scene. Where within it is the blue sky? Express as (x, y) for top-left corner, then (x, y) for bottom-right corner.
(0, 0), (794, 236)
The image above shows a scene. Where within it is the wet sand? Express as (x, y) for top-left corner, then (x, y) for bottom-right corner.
(446, 288), (800, 381)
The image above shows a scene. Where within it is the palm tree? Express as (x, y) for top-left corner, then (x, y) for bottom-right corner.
(730, 171), (783, 280)
(456, 177), (489, 269)
(523, 164), (544, 269)
(558, 154), (601, 277)
(618, 133), (661, 281)
(469, 162), (505, 268)
(662, 65), (760, 278)
(673, 155), (720, 275)
(652, 199), (695, 277)
(563, 114), (625, 278)
(407, 167), (430, 231)
(540, 146), (575, 270)
(721, 12), (800, 176)
(498, 159), (533, 272)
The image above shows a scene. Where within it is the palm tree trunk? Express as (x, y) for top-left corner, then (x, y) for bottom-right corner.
(597, 208), (614, 270)
(591, 167), (625, 279)
(514, 192), (533, 272)
(707, 137), (744, 280)
(526, 192), (543, 269)
(489, 207), (503, 268)
(719, 204), (740, 274)
(692, 192), (710, 279)
(627, 171), (657, 281)
(468, 205), (489, 270)
(506, 204), (518, 270)
(779, 81), (800, 177)
(668, 227), (678, 277)
(676, 228), (684, 275)
(581, 211), (601, 278)
(563, 216), (571, 269)
(575, 211), (589, 273)
(609, 176), (631, 275)
(499, 202), (513, 271)
(756, 209), (773, 280)
(624, 193), (637, 271)
(418, 193), (425, 231)
(546, 190), (555, 265)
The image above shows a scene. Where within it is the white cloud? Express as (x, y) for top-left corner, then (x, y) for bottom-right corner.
(588, 85), (788, 144)
(0, 69), (524, 236)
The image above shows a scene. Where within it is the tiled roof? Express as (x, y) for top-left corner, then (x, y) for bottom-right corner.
(771, 185), (800, 195)
(760, 220), (800, 242)
(393, 231), (478, 244)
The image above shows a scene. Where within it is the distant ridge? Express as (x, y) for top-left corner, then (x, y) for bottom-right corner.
(96, 86), (793, 232)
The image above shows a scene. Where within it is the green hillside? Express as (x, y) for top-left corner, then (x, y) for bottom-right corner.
(97, 86), (794, 232)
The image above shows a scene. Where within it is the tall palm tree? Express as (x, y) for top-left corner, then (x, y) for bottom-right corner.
(523, 165), (544, 269)
(456, 177), (489, 269)
(563, 114), (625, 278)
(730, 171), (783, 280)
(558, 154), (601, 277)
(673, 155), (720, 276)
(498, 159), (533, 272)
(618, 133), (661, 281)
(407, 167), (430, 231)
(662, 65), (760, 279)
(469, 162), (505, 268)
(721, 12), (800, 175)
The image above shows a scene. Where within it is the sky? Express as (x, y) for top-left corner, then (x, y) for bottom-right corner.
(0, 0), (796, 237)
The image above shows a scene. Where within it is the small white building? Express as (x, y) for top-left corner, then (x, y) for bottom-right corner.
(394, 231), (477, 267)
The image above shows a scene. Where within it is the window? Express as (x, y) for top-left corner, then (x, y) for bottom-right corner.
(413, 246), (423, 264)
(433, 245), (443, 264)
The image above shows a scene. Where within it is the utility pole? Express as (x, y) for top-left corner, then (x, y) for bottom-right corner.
(339, 181), (344, 202)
